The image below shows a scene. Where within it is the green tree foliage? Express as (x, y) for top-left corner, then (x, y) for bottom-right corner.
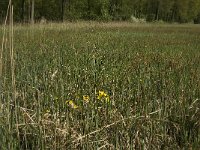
(0, 0), (9, 23)
(159, 0), (174, 21)
(0, 0), (200, 23)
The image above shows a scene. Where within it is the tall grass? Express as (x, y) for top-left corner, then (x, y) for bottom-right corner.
(0, 22), (200, 149)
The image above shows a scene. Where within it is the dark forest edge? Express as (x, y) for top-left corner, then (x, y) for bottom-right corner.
(1, 0), (200, 24)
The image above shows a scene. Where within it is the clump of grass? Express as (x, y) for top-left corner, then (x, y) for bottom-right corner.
(0, 22), (200, 149)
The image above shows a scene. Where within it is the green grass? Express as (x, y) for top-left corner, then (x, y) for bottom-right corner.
(0, 22), (200, 149)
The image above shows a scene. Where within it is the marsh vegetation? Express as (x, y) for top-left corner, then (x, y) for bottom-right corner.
(0, 22), (200, 149)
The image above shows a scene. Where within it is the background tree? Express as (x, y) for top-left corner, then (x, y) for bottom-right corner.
(0, 0), (200, 23)
(31, 0), (34, 24)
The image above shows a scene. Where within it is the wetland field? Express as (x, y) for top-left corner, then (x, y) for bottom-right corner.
(0, 22), (200, 149)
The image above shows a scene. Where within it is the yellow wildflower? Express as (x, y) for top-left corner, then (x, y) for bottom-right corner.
(105, 96), (110, 102)
(46, 109), (50, 113)
(97, 90), (110, 103)
(83, 95), (90, 103)
(66, 100), (78, 109)
(97, 90), (107, 99)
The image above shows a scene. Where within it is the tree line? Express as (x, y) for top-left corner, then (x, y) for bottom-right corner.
(1, 0), (200, 23)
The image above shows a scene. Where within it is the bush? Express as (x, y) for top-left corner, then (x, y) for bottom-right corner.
(130, 16), (146, 23)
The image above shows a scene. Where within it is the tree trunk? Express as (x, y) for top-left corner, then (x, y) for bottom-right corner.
(155, 3), (160, 20)
(61, 0), (65, 21)
(87, 0), (91, 18)
(21, 0), (25, 22)
(31, 0), (34, 24)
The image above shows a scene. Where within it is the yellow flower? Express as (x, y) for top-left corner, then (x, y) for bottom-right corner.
(97, 90), (110, 103)
(97, 91), (106, 99)
(83, 95), (90, 103)
(46, 109), (50, 113)
(66, 100), (78, 109)
(105, 96), (110, 102)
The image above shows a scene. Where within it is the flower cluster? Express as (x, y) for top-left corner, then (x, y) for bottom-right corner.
(83, 95), (90, 103)
(65, 90), (110, 109)
(66, 100), (78, 109)
(97, 90), (110, 102)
